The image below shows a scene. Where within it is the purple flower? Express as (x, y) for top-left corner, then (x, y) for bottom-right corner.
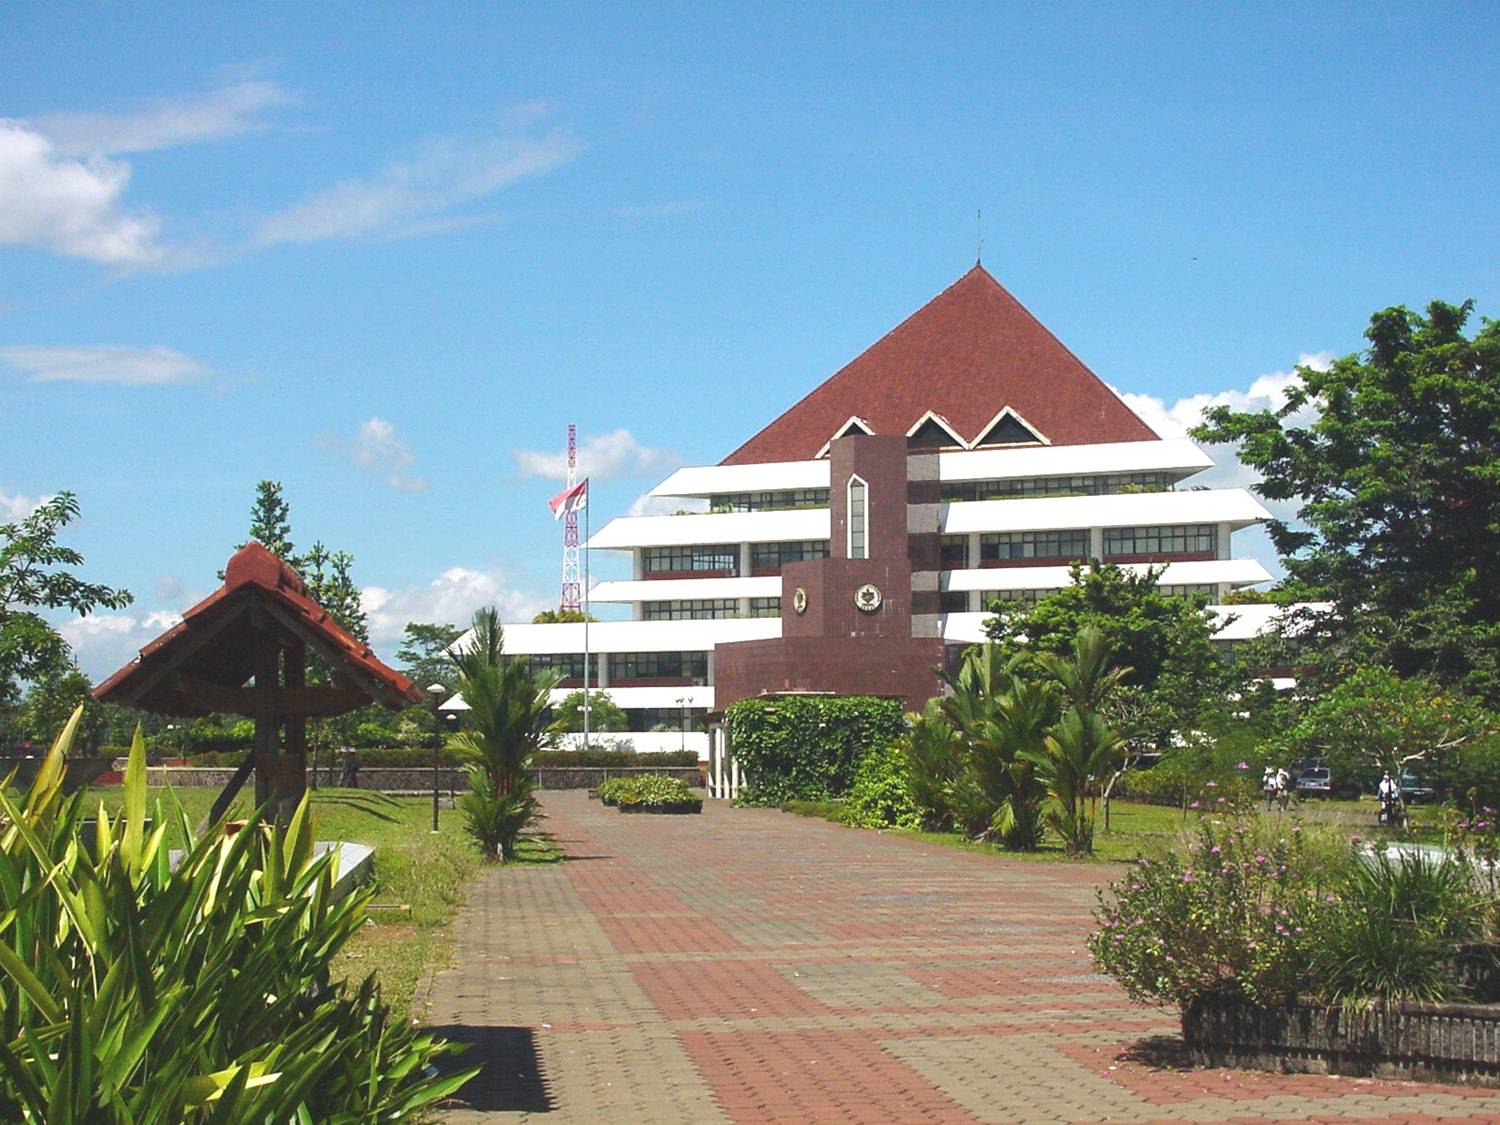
(1210, 846), (1221, 855)
(1237, 762), (1249, 770)
(1255, 855), (1267, 863)
(1205, 780), (1218, 788)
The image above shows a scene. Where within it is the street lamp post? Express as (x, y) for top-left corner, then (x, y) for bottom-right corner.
(675, 695), (689, 754)
(427, 683), (447, 833)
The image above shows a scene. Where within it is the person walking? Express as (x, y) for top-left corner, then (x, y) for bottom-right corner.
(1263, 767), (1278, 811)
(1275, 766), (1293, 812)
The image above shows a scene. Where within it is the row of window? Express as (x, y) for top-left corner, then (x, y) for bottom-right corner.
(641, 541), (832, 575)
(940, 472), (1172, 503)
(642, 544), (740, 574)
(641, 597), (781, 620)
(1105, 524), (1216, 556)
(939, 583), (1223, 613)
(709, 488), (829, 512)
(940, 524), (1219, 565)
(644, 523), (1216, 577)
(521, 651), (709, 681)
(607, 651), (709, 681)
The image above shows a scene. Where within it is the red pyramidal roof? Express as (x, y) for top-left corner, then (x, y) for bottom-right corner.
(722, 265), (1157, 465)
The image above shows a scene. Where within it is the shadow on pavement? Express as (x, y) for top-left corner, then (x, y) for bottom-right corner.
(1117, 1033), (1194, 1071)
(432, 1024), (553, 1113)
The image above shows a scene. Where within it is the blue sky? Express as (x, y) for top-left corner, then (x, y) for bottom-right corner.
(3, 3), (1497, 677)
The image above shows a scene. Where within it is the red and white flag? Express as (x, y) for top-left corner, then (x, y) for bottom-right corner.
(548, 479), (589, 520)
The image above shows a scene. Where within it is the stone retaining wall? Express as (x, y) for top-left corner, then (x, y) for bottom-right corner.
(1184, 995), (1500, 1086)
(144, 765), (702, 793)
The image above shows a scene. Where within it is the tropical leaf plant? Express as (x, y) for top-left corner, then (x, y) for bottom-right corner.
(0, 708), (476, 1122)
(447, 606), (559, 860)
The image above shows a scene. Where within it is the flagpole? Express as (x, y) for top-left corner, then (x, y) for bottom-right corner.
(582, 487), (590, 753)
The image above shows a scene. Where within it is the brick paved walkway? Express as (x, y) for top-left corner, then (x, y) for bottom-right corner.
(424, 791), (1500, 1123)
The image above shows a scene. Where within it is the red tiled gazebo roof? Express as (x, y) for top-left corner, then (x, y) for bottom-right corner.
(94, 542), (419, 716)
(722, 265), (1157, 465)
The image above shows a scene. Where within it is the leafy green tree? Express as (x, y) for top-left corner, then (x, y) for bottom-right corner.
(1283, 666), (1495, 791)
(1022, 626), (1130, 856)
(241, 479), (295, 560)
(448, 607), (559, 860)
(0, 492), (132, 712)
(937, 645), (1057, 848)
(18, 659), (105, 752)
(549, 689), (629, 733)
(983, 562), (1228, 737)
(531, 609), (597, 624)
(395, 622), (464, 693)
(1193, 300), (1500, 705)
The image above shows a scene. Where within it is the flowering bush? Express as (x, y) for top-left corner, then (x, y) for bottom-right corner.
(1090, 818), (1341, 1010)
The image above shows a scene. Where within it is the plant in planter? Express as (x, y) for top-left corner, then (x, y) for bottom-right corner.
(612, 774), (702, 814)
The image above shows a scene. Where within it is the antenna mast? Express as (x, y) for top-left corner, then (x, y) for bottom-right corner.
(560, 424), (582, 612)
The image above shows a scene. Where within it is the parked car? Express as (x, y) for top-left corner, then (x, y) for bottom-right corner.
(1296, 766), (1333, 798)
(1400, 771), (1437, 803)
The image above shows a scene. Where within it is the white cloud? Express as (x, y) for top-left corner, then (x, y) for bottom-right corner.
(513, 428), (681, 484)
(361, 566), (549, 651)
(1115, 352), (1331, 443)
(328, 416), (427, 492)
(0, 118), (165, 263)
(1, 488), (47, 522)
(256, 120), (580, 246)
(35, 78), (296, 157)
(0, 344), (214, 385)
(1112, 352), (1335, 582)
(61, 610), (183, 682)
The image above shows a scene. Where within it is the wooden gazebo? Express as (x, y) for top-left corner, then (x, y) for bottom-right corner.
(94, 543), (421, 821)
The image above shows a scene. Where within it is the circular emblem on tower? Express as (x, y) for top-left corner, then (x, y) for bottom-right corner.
(854, 583), (882, 613)
(792, 586), (808, 615)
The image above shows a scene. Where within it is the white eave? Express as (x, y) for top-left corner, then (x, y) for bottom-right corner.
(940, 488), (1270, 535)
(941, 600), (1326, 647)
(588, 507), (829, 550)
(497, 616), (782, 655)
(1209, 601), (1333, 642)
(650, 459), (829, 499)
(590, 576), (783, 603)
(938, 438), (1213, 483)
(941, 558), (1273, 592)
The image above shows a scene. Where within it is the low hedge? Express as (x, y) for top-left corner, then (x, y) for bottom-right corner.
(182, 747), (702, 769)
(597, 774), (702, 813)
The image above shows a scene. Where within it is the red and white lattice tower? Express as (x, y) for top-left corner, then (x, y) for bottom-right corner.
(560, 424), (582, 612)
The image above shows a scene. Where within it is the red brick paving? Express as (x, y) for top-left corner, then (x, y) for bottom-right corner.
(428, 791), (1500, 1122)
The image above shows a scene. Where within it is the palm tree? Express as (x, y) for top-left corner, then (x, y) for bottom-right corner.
(447, 607), (560, 860)
(1023, 626), (1131, 856)
(937, 645), (1058, 848)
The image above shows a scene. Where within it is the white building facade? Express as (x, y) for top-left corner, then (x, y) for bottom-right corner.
(500, 267), (1278, 753)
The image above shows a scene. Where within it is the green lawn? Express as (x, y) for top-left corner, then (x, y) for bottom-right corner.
(780, 796), (1384, 864)
(86, 784), (554, 1019)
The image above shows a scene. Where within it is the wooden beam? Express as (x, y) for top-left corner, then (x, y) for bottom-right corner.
(117, 602), (246, 709)
(257, 598), (406, 708)
(200, 751), (256, 835)
(164, 673), (370, 717)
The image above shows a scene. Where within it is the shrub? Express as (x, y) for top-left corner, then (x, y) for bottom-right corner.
(1311, 849), (1487, 1005)
(724, 696), (907, 806)
(0, 711), (473, 1120)
(535, 748), (700, 768)
(614, 774), (700, 811)
(899, 701), (978, 833)
(1090, 817), (1344, 1010)
(844, 741), (922, 830)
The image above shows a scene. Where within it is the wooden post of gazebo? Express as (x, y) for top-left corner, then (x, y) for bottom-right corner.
(94, 543), (421, 823)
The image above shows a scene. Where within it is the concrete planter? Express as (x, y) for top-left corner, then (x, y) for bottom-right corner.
(1184, 994), (1500, 1086)
(618, 799), (703, 815)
